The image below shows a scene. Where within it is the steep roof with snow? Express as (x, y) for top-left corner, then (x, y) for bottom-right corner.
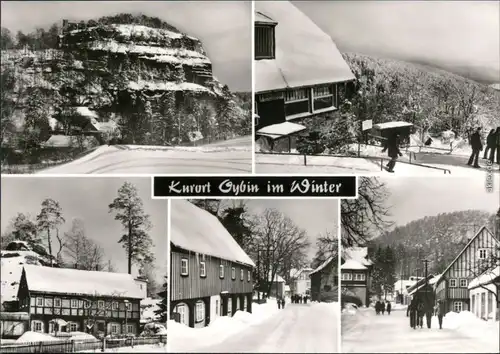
(170, 200), (255, 267)
(468, 266), (500, 289)
(1, 252), (43, 304)
(311, 256), (335, 275)
(22, 265), (144, 299)
(254, 1), (355, 93)
(342, 247), (372, 268)
(340, 259), (366, 270)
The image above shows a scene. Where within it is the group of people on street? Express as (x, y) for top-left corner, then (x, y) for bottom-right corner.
(407, 298), (445, 330)
(374, 300), (392, 315)
(291, 294), (308, 304)
(468, 126), (500, 168)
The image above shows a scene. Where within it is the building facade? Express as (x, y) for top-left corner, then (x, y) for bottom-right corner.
(291, 267), (313, 296)
(254, 1), (355, 150)
(341, 247), (373, 307)
(170, 200), (255, 328)
(468, 266), (499, 320)
(310, 257), (338, 302)
(434, 227), (499, 313)
(17, 265), (143, 337)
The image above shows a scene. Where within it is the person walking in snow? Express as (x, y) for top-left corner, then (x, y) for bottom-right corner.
(281, 298), (286, 309)
(495, 127), (500, 164)
(277, 298), (282, 309)
(381, 301), (386, 315)
(435, 299), (446, 330)
(416, 300), (425, 328)
(381, 132), (403, 173)
(424, 301), (433, 328)
(467, 127), (483, 168)
(386, 301), (392, 315)
(408, 299), (417, 329)
(375, 300), (381, 315)
(484, 128), (496, 160)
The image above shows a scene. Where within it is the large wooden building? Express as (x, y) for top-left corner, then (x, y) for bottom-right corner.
(17, 265), (144, 337)
(434, 226), (499, 313)
(310, 256), (338, 302)
(170, 200), (255, 328)
(340, 247), (373, 307)
(254, 1), (355, 150)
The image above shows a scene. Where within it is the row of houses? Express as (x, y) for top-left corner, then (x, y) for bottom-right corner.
(169, 199), (338, 328)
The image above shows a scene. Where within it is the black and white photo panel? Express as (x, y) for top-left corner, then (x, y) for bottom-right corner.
(1, 1), (252, 174)
(340, 176), (499, 353)
(254, 1), (500, 177)
(0, 176), (169, 351)
(168, 198), (339, 353)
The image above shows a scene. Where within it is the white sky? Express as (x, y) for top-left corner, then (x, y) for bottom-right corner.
(0, 1), (251, 91)
(293, 1), (500, 83)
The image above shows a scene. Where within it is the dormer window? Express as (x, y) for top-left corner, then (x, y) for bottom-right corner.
(255, 11), (277, 60)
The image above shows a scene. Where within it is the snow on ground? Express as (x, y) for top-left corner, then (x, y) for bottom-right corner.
(169, 300), (339, 353)
(1, 252), (43, 304)
(256, 153), (493, 176)
(37, 140), (252, 174)
(140, 298), (161, 323)
(79, 344), (168, 353)
(15, 331), (98, 343)
(342, 307), (498, 353)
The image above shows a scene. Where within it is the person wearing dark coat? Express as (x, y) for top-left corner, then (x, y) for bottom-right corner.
(467, 127), (483, 168)
(381, 301), (386, 315)
(277, 298), (282, 309)
(435, 299), (446, 329)
(408, 299), (417, 328)
(416, 301), (425, 328)
(484, 129), (496, 160)
(495, 127), (500, 164)
(281, 298), (286, 309)
(424, 301), (433, 328)
(375, 301), (381, 315)
(382, 132), (403, 173)
(386, 301), (392, 315)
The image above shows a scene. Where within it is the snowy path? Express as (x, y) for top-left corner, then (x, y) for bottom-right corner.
(180, 303), (338, 353)
(37, 142), (252, 174)
(256, 154), (493, 176)
(342, 309), (498, 353)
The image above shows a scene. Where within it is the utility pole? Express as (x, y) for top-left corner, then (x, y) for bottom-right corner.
(257, 247), (261, 301)
(422, 259), (430, 306)
(400, 264), (403, 304)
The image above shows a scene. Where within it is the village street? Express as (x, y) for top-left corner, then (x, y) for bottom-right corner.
(342, 307), (498, 353)
(185, 303), (338, 353)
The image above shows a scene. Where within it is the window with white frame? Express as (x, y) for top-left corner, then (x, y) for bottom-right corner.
(68, 322), (78, 332)
(231, 267), (236, 280)
(125, 302), (132, 311)
(247, 270), (251, 282)
(243, 296), (247, 311)
(84, 300), (91, 309)
(54, 298), (62, 307)
(195, 300), (205, 322)
(453, 301), (463, 312)
(341, 272), (353, 281)
(471, 294), (476, 315)
(112, 302), (118, 310)
(219, 264), (225, 278)
(487, 292), (493, 315)
(478, 249), (487, 259)
(312, 85), (334, 111)
(36, 297), (43, 306)
(240, 269), (244, 281)
(200, 261), (206, 277)
(98, 300), (104, 309)
(111, 324), (118, 334)
(181, 258), (189, 276)
(32, 321), (43, 332)
(215, 300), (219, 315)
(71, 299), (78, 308)
(127, 324), (134, 334)
(44, 298), (53, 307)
(354, 273), (366, 281)
(459, 279), (468, 288)
(284, 88), (309, 117)
(175, 303), (187, 325)
(449, 279), (457, 288)
(255, 25), (275, 60)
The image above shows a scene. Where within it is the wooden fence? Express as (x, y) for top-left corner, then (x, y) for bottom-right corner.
(0, 335), (166, 353)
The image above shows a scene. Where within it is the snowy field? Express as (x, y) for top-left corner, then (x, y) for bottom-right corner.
(256, 153), (497, 176)
(168, 299), (339, 353)
(79, 344), (168, 353)
(342, 305), (498, 353)
(37, 138), (252, 174)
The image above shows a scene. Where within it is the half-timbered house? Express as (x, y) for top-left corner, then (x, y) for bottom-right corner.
(170, 200), (255, 328)
(340, 247), (373, 306)
(254, 1), (355, 151)
(310, 256), (338, 302)
(17, 265), (144, 337)
(434, 226), (499, 313)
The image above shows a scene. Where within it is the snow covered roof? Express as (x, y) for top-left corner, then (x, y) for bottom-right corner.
(436, 227), (498, 287)
(490, 83), (500, 91)
(255, 11), (278, 25)
(340, 259), (367, 270)
(268, 273), (285, 282)
(170, 200), (255, 267)
(311, 256), (335, 275)
(22, 265), (144, 299)
(75, 106), (98, 119)
(373, 122), (414, 130)
(393, 279), (417, 294)
(468, 266), (500, 289)
(256, 122), (307, 139)
(291, 267), (314, 278)
(255, 1), (355, 93)
(42, 135), (73, 147)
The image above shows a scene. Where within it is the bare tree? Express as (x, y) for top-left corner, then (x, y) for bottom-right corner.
(64, 218), (105, 271)
(248, 208), (311, 297)
(341, 177), (393, 248)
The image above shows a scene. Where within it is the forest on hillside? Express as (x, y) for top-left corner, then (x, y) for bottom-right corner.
(372, 209), (497, 277)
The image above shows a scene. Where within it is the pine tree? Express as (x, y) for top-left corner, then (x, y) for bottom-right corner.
(154, 275), (168, 323)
